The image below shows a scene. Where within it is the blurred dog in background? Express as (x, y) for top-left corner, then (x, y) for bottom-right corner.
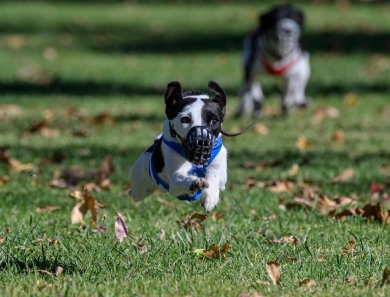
(235, 4), (310, 118)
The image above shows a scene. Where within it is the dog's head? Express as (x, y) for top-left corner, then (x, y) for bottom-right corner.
(259, 5), (304, 57)
(164, 80), (226, 165)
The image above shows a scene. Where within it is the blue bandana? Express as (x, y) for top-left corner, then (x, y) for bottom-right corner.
(149, 134), (223, 202)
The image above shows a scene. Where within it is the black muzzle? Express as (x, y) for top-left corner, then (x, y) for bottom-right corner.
(181, 126), (214, 165)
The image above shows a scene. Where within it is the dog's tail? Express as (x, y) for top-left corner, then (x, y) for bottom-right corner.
(221, 122), (255, 137)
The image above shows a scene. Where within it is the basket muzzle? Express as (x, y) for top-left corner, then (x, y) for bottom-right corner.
(181, 126), (214, 165)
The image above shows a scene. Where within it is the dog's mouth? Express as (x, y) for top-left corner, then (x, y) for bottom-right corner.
(181, 126), (215, 166)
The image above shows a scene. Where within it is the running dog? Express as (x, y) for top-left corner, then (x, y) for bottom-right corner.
(129, 81), (231, 212)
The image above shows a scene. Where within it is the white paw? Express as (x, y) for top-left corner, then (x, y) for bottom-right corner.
(190, 178), (209, 192)
(200, 190), (220, 213)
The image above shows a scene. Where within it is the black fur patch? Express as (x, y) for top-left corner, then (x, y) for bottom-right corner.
(151, 138), (164, 173)
(165, 98), (197, 120)
(201, 100), (223, 138)
(145, 138), (165, 173)
(260, 5), (304, 31)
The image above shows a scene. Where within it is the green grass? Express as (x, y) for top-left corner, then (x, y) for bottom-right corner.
(1, 1), (390, 296)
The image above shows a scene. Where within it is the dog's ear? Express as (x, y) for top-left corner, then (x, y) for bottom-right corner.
(208, 80), (226, 118)
(165, 81), (183, 106)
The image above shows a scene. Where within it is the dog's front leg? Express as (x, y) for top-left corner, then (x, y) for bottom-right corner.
(164, 153), (209, 197)
(281, 53), (310, 114)
(200, 147), (227, 212)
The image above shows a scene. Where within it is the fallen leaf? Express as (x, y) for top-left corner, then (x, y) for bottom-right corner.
(6, 35), (25, 49)
(70, 190), (105, 224)
(36, 206), (61, 214)
(344, 93), (358, 107)
(381, 267), (390, 286)
(254, 123), (269, 135)
(0, 175), (9, 186)
(115, 213), (129, 243)
(332, 130), (345, 144)
(295, 135), (312, 152)
(55, 266), (64, 277)
(342, 241), (356, 255)
(88, 112), (114, 126)
(311, 106), (339, 123)
(266, 261), (281, 285)
(43, 47), (57, 61)
(211, 211), (224, 222)
(40, 127), (60, 138)
(0, 235), (6, 244)
(7, 158), (35, 174)
(97, 155), (114, 183)
(288, 163), (299, 176)
(331, 168), (354, 184)
(0, 104), (22, 120)
(299, 278), (317, 287)
(159, 228), (165, 240)
(193, 241), (230, 260)
(177, 213), (207, 231)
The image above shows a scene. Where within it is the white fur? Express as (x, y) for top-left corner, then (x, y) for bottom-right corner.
(129, 99), (228, 212)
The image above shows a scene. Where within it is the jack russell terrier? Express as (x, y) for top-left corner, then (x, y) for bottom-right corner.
(129, 80), (250, 212)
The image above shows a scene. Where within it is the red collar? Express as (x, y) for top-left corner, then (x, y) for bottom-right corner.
(261, 54), (301, 76)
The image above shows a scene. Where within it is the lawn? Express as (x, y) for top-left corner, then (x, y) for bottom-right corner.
(1, 1), (390, 296)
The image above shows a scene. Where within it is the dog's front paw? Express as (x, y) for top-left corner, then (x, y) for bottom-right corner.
(200, 192), (220, 213)
(190, 178), (209, 192)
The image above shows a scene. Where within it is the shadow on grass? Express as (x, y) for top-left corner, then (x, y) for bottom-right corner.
(0, 80), (389, 97)
(0, 255), (77, 275)
(89, 31), (390, 55)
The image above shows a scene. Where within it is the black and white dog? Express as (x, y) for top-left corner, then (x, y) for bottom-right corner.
(235, 4), (310, 118)
(129, 81), (230, 212)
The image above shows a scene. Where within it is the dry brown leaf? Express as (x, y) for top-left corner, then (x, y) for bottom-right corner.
(88, 112), (115, 126)
(249, 209), (257, 215)
(6, 35), (25, 49)
(295, 135), (312, 152)
(266, 261), (281, 285)
(159, 228), (165, 241)
(0, 175), (9, 186)
(288, 163), (299, 177)
(331, 168), (354, 184)
(7, 158), (35, 174)
(43, 47), (57, 61)
(268, 180), (294, 193)
(299, 278), (317, 287)
(312, 106), (339, 124)
(344, 93), (358, 107)
(199, 241), (230, 260)
(0, 235), (6, 244)
(40, 127), (60, 138)
(70, 190), (105, 224)
(177, 213), (207, 231)
(211, 211), (224, 222)
(36, 206), (61, 214)
(332, 130), (345, 144)
(317, 258), (327, 262)
(342, 241), (356, 255)
(0, 104), (22, 120)
(381, 267), (390, 286)
(254, 123), (269, 135)
(115, 213), (129, 243)
(55, 266), (64, 277)
(97, 155), (114, 183)
(17, 67), (51, 86)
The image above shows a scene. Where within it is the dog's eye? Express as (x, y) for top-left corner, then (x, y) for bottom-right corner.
(211, 118), (219, 126)
(181, 117), (191, 124)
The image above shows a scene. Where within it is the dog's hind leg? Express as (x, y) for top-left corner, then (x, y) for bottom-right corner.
(281, 53), (310, 114)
